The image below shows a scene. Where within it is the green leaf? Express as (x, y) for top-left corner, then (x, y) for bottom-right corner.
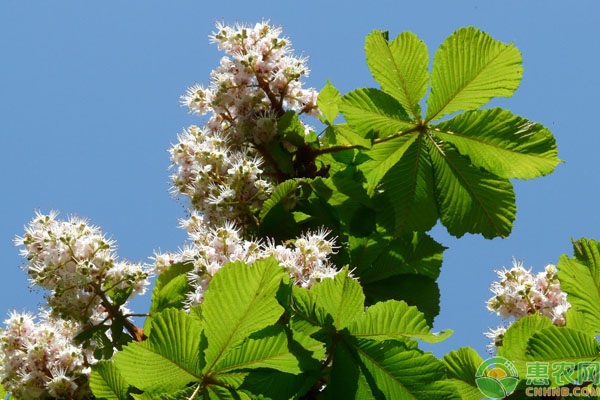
(277, 111), (307, 147)
(375, 135), (438, 234)
(324, 342), (376, 399)
(558, 238), (600, 335)
(442, 347), (485, 400)
(89, 361), (131, 400)
(365, 30), (429, 119)
(363, 274), (441, 326)
(359, 134), (418, 195)
(349, 300), (452, 343)
(202, 258), (286, 373)
(259, 179), (303, 220)
(527, 326), (600, 364)
(130, 386), (198, 400)
(212, 326), (302, 375)
(346, 337), (459, 399)
(145, 262), (193, 335)
(429, 141), (516, 238)
(426, 27), (523, 121)
(433, 108), (560, 179)
(318, 80), (341, 123)
(498, 313), (552, 376)
(339, 88), (414, 138)
(322, 124), (371, 149)
(352, 232), (445, 284)
(310, 268), (365, 329)
(289, 285), (332, 338)
(238, 370), (321, 400)
(114, 309), (204, 393)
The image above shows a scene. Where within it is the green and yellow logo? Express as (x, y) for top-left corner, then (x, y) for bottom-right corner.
(476, 356), (519, 398)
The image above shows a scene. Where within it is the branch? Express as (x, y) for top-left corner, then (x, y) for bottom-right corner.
(312, 125), (422, 156)
(91, 283), (145, 342)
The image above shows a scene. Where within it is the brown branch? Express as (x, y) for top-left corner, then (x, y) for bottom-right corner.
(255, 73), (285, 117)
(255, 143), (290, 182)
(91, 283), (145, 342)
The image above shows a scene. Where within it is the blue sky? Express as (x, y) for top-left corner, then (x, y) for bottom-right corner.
(1, 1), (598, 359)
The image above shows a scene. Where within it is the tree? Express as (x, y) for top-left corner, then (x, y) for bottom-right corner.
(1, 21), (569, 399)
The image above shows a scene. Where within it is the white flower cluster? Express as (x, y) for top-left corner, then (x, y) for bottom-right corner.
(169, 125), (272, 227)
(171, 21), (319, 226)
(484, 259), (571, 353)
(152, 213), (339, 308)
(0, 311), (92, 399)
(182, 20), (319, 127)
(263, 228), (338, 288)
(14, 211), (150, 323)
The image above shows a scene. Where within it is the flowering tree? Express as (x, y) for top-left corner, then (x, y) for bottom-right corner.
(6, 20), (595, 399)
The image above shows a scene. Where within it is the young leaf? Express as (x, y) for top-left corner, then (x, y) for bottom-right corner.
(442, 347), (485, 400)
(426, 27), (523, 121)
(349, 300), (452, 343)
(202, 258), (286, 373)
(89, 360), (131, 400)
(433, 108), (561, 179)
(339, 88), (414, 137)
(429, 142), (516, 238)
(365, 30), (429, 120)
(114, 309), (204, 393)
(318, 80), (341, 123)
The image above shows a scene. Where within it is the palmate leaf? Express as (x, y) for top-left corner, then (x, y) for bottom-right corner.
(329, 26), (557, 240)
(114, 309), (204, 393)
(339, 88), (414, 138)
(365, 30), (429, 119)
(429, 142), (516, 238)
(426, 27), (523, 121)
(433, 108), (561, 179)
(557, 238), (600, 335)
(442, 347), (485, 400)
(201, 258), (286, 373)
